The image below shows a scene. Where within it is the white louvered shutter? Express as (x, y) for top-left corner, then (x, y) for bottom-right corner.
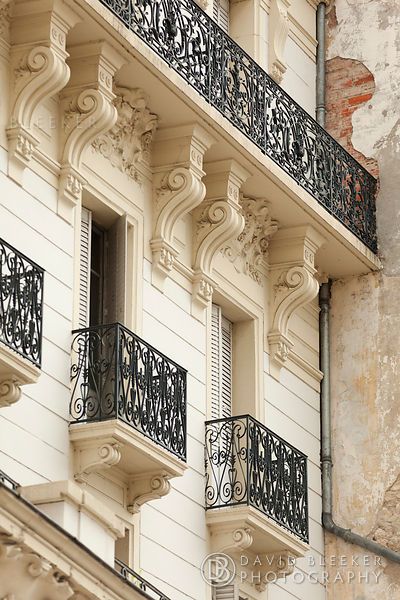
(213, 0), (230, 33)
(211, 304), (233, 420)
(213, 585), (237, 600)
(79, 207), (92, 328)
(104, 214), (127, 324)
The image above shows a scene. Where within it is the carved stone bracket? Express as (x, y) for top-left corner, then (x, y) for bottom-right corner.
(222, 196), (278, 284)
(0, 535), (74, 600)
(92, 86), (158, 182)
(6, 0), (80, 183)
(210, 527), (295, 591)
(268, 225), (326, 378)
(58, 41), (125, 222)
(268, 0), (291, 84)
(191, 159), (250, 320)
(127, 471), (172, 513)
(0, 377), (21, 408)
(150, 124), (215, 291)
(74, 442), (121, 483)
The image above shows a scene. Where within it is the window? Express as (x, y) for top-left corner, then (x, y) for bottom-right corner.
(209, 300), (262, 420)
(213, 0), (230, 33)
(79, 207), (128, 328)
(211, 304), (233, 420)
(115, 528), (131, 568)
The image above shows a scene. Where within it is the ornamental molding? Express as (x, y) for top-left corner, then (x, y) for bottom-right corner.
(127, 471), (172, 513)
(92, 86), (158, 182)
(0, 534), (74, 600)
(267, 225), (325, 378)
(150, 124), (215, 291)
(6, 0), (80, 184)
(191, 159), (250, 320)
(268, 0), (291, 84)
(58, 41), (125, 223)
(221, 196), (278, 284)
(0, 0), (10, 39)
(74, 442), (121, 483)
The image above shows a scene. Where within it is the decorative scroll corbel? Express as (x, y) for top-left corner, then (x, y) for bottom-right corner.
(127, 471), (172, 513)
(6, 0), (80, 183)
(268, 225), (326, 378)
(74, 443), (121, 483)
(0, 377), (21, 408)
(191, 159), (250, 320)
(268, 0), (291, 84)
(150, 124), (215, 291)
(58, 42), (125, 222)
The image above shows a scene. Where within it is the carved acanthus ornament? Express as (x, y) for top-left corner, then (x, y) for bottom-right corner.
(59, 41), (125, 222)
(127, 472), (172, 513)
(222, 196), (278, 284)
(150, 124), (215, 291)
(92, 87), (158, 181)
(0, 534), (74, 600)
(6, 0), (80, 183)
(191, 160), (250, 320)
(268, 226), (325, 378)
(268, 0), (291, 84)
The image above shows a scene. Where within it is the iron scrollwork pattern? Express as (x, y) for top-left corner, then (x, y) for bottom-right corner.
(99, 0), (377, 252)
(70, 323), (187, 462)
(205, 415), (309, 543)
(0, 238), (44, 367)
(115, 559), (171, 600)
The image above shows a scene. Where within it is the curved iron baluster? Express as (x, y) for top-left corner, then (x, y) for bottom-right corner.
(205, 415), (308, 543)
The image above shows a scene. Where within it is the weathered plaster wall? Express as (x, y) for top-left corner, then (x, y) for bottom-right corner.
(326, 0), (400, 597)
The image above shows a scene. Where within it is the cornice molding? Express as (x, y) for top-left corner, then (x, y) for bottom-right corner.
(221, 195), (278, 285)
(267, 225), (326, 378)
(6, 0), (80, 184)
(92, 86), (158, 182)
(150, 124), (215, 291)
(191, 159), (250, 320)
(58, 41), (125, 222)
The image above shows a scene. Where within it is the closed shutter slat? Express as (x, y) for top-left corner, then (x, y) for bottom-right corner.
(211, 304), (232, 420)
(79, 208), (92, 328)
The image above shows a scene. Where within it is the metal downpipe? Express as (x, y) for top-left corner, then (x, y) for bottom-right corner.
(316, 1), (327, 127)
(319, 282), (400, 563)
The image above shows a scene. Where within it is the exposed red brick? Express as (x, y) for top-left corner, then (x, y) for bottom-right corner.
(325, 56), (379, 179)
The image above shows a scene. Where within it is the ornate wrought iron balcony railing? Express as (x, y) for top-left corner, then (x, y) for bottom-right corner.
(70, 322), (187, 461)
(0, 238), (44, 368)
(205, 415), (308, 543)
(115, 559), (171, 600)
(99, 0), (377, 252)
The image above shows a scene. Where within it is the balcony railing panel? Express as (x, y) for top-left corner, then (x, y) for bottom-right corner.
(115, 559), (171, 600)
(205, 415), (308, 543)
(70, 323), (187, 461)
(0, 468), (19, 491)
(0, 238), (44, 367)
(99, 0), (377, 252)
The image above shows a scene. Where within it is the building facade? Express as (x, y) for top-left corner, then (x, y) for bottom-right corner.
(0, 1), (387, 599)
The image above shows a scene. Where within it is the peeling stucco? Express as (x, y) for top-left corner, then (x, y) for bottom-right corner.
(326, 1), (400, 597)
